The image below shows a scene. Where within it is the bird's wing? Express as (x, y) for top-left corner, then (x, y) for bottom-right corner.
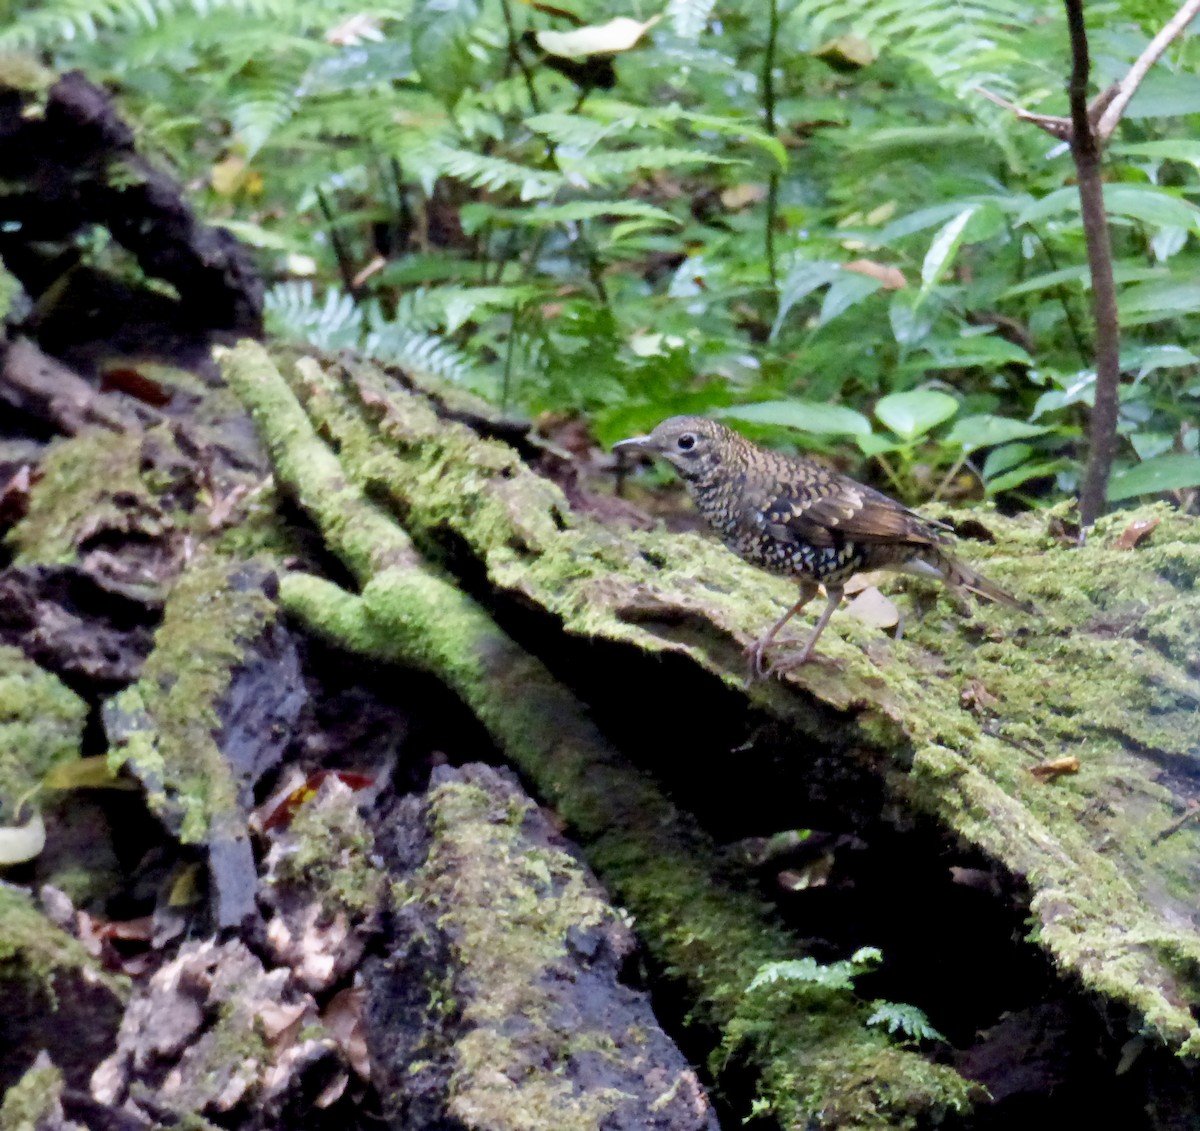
(759, 474), (952, 548)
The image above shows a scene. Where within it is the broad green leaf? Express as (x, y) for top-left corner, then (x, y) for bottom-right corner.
(1127, 344), (1200, 378)
(819, 272), (882, 324)
(1124, 70), (1200, 119)
(913, 334), (1033, 369)
(877, 201), (973, 245)
(771, 261), (840, 339)
(944, 414), (1053, 452)
(1131, 432), (1176, 461)
(1000, 264), (1090, 299)
(718, 400), (872, 436)
(874, 389), (959, 438)
(1119, 277), (1200, 319)
(982, 442), (1034, 481)
(1017, 184), (1200, 231)
(1115, 139), (1200, 171)
(985, 459), (1071, 495)
(889, 291), (932, 346)
(855, 432), (904, 457)
(920, 206), (977, 294)
(1107, 455), (1200, 501)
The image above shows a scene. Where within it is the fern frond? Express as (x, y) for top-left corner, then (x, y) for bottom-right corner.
(364, 318), (479, 386)
(747, 957), (859, 993)
(559, 145), (739, 186)
(423, 143), (563, 200)
(667, 0), (716, 41)
(0, 0), (298, 50)
(264, 282), (363, 350)
(796, 0), (1033, 98)
(501, 199), (681, 228)
(866, 1001), (946, 1043)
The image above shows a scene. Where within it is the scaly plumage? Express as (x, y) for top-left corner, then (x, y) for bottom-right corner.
(614, 415), (1032, 675)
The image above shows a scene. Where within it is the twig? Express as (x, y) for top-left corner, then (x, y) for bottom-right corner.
(1096, 0), (1200, 139)
(978, 0), (1200, 143)
(1064, 0), (1121, 528)
(763, 0), (780, 288)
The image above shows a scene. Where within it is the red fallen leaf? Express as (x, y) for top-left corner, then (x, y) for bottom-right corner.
(99, 366), (172, 407)
(261, 770), (375, 832)
(1113, 515), (1160, 550)
(1029, 756), (1081, 781)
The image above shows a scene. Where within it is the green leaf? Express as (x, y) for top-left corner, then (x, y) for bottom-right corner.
(982, 442), (1034, 481)
(718, 400), (872, 436)
(1107, 455), (1200, 501)
(944, 414), (1053, 452)
(1017, 184), (1200, 231)
(411, 0), (480, 107)
(771, 261), (841, 339)
(874, 390), (959, 439)
(819, 272), (882, 324)
(866, 1001), (945, 1043)
(984, 458), (1070, 495)
(1124, 70), (1200, 120)
(500, 200), (682, 228)
(1115, 139), (1200, 171)
(920, 206), (976, 294)
(1118, 278), (1200, 320)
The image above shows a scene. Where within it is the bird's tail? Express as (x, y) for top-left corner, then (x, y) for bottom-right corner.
(917, 547), (1038, 614)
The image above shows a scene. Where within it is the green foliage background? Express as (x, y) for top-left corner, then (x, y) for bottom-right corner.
(10, 0), (1200, 504)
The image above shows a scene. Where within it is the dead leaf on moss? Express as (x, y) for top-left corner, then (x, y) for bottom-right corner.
(1029, 756), (1081, 781)
(1113, 515), (1160, 550)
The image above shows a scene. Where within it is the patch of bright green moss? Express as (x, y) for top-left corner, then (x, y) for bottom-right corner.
(416, 776), (636, 1131)
(6, 427), (168, 565)
(105, 553), (276, 843)
(0, 1059), (62, 1131)
(272, 784), (383, 918)
(0, 884), (127, 1000)
(0, 646), (86, 821)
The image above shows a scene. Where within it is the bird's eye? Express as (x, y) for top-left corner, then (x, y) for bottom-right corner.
(677, 433), (697, 451)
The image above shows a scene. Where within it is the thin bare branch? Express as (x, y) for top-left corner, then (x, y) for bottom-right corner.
(1063, 0), (1121, 527)
(975, 86), (1073, 138)
(1096, 0), (1200, 139)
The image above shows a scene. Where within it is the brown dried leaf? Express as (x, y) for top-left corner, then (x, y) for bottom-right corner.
(322, 986), (371, 1079)
(843, 259), (906, 290)
(1113, 515), (1160, 550)
(1029, 756), (1081, 781)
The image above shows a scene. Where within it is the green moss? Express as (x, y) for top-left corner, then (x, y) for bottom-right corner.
(105, 553), (276, 842)
(6, 427), (168, 565)
(0, 647), (86, 821)
(0, 885), (127, 1001)
(417, 778), (637, 1131)
(272, 784), (383, 918)
(0, 1060), (62, 1131)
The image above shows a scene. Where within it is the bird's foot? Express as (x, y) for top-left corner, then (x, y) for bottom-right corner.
(745, 640), (833, 681)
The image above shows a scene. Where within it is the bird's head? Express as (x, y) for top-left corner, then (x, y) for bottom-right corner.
(612, 416), (739, 484)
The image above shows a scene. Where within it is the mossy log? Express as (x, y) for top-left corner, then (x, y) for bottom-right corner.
(366, 762), (720, 1131)
(222, 341), (975, 1129)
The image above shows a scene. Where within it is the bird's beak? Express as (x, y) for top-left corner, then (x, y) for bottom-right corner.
(612, 434), (653, 455)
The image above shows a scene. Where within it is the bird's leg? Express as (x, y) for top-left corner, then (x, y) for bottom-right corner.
(772, 585), (845, 674)
(748, 580), (818, 678)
